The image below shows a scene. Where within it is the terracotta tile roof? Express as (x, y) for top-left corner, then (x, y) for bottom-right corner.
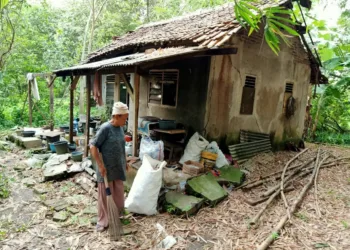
(87, 0), (289, 62)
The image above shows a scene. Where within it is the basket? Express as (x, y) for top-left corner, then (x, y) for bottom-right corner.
(183, 161), (204, 176)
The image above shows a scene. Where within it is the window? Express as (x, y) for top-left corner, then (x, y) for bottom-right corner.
(283, 83), (294, 114)
(240, 75), (256, 115)
(148, 69), (179, 107)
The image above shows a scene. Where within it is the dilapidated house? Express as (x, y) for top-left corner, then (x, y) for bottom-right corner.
(54, 0), (326, 156)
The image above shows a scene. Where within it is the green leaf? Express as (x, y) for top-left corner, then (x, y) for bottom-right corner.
(269, 19), (299, 36)
(270, 15), (296, 25)
(314, 243), (330, 248)
(0, 0), (9, 10)
(248, 26), (255, 36)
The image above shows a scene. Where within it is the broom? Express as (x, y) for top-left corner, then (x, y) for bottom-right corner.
(104, 176), (123, 241)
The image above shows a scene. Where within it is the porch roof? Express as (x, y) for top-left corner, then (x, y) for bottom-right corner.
(53, 46), (237, 76)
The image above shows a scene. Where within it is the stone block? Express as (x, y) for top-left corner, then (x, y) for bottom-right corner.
(215, 166), (245, 186)
(53, 211), (68, 222)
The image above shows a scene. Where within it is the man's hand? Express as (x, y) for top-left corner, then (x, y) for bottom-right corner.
(98, 163), (106, 177)
(126, 163), (130, 172)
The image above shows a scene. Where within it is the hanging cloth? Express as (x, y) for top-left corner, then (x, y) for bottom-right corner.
(26, 73), (40, 100)
(93, 72), (103, 106)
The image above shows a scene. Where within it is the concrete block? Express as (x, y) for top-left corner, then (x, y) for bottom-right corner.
(21, 137), (42, 149)
(215, 166), (245, 186)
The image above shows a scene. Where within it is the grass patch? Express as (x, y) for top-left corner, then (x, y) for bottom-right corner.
(308, 131), (350, 146)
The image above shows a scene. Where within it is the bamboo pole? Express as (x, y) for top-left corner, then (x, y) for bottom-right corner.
(49, 76), (54, 131)
(69, 77), (74, 143)
(114, 74), (120, 102)
(28, 80), (32, 126)
(84, 75), (91, 157)
(133, 70), (140, 156)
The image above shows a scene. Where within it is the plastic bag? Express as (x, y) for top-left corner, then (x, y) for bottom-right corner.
(125, 155), (166, 215)
(139, 137), (164, 161)
(206, 141), (229, 168)
(179, 132), (209, 164)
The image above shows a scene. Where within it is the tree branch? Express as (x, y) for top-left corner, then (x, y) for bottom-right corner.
(0, 11), (15, 70)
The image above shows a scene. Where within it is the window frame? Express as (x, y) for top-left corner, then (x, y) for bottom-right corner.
(240, 74), (257, 115)
(148, 69), (179, 108)
(282, 82), (294, 114)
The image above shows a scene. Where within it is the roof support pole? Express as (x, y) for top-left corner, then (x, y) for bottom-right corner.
(49, 76), (54, 131)
(69, 77), (74, 143)
(84, 75), (92, 157)
(28, 80), (32, 127)
(114, 74), (120, 102)
(120, 73), (134, 102)
(133, 70), (140, 156)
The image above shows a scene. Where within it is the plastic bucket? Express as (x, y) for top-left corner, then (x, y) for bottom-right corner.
(71, 151), (83, 161)
(49, 143), (56, 153)
(54, 141), (68, 155)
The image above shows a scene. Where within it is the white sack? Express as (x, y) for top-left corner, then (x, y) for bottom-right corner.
(139, 137), (164, 161)
(125, 154), (166, 215)
(206, 141), (229, 168)
(179, 132), (209, 164)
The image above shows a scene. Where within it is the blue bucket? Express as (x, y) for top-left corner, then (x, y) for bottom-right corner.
(49, 143), (56, 153)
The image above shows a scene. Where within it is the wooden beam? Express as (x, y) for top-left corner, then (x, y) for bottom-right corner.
(69, 76), (74, 143)
(114, 74), (120, 102)
(70, 75), (80, 90)
(84, 75), (92, 157)
(120, 73), (134, 101)
(133, 70), (140, 156)
(48, 75), (57, 88)
(49, 76), (54, 131)
(32, 72), (53, 78)
(28, 80), (32, 126)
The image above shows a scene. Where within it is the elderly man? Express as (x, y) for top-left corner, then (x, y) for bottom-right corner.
(90, 102), (129, 232)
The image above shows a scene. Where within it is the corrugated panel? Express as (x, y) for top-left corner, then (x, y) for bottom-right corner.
(240, 130), (270, 143)
(229, 139), (272, 163)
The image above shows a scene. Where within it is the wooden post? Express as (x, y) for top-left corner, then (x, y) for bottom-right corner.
(28, 80), (32, 126)
(114, 74), (120, 102)
(84, 75), (91, 157)
(133, 70), (140, 156)
(69, 77), (74, 143)
(49, 76), (54, 131)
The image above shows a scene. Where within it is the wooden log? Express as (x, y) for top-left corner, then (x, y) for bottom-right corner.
(133, 71), (140, 157)
(69, 79), (74, 143)
(84, 75), (91, 157)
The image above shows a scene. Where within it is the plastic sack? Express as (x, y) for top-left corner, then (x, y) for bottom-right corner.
(179, 132), (209, 164)
(125, 154), (166, 215)
(206, 141), (229, 168)
(139, 137), (164, 161)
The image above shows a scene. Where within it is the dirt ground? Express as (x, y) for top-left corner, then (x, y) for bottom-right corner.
(0, 142), (349, 250)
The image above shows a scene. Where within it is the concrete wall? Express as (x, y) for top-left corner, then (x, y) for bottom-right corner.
(204, 30), (311, 145)
(128, 57), (210, 134)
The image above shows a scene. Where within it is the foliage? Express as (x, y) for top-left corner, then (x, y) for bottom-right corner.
(0, 167), (10, 199)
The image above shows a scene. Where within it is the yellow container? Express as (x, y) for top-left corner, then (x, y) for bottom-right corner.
(200, 151), (218, 170)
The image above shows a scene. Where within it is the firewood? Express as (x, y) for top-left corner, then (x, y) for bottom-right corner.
(314, 155), (330, 217)
(257, 155), (321, 250)
(280, 149), (309, 216)
(245, 186), (294, 206)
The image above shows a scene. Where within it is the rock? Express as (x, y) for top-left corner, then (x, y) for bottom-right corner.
(43, 163), (67, 180)
(22, 178), (36, 187)
(165, 191), (203, 215)
(67, 163), (84, 173)
(20, 137), (42, 149)
(30, 148), (49, 154)
(25, 158), (44, 169)
(0, 141), (10, 150)
(14, 164), (27, 171)
(53, 211), (68, 222)
(186, 174), (227, 205)
(33, 187), (47, 194)
(84, 166), (95, 176)
(44, 199), (69, 211)
(33, 154), (52, 161)
(67, 207), (79, 214)
(83, 206), (97, 215)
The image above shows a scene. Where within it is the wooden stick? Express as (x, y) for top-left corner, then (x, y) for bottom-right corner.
(245, 186), (294, 206)
(257, 156), (319, 250)
(262, 158), (315, 197)
(280, 149), (309, 217)
(314, 155), (329, 217)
